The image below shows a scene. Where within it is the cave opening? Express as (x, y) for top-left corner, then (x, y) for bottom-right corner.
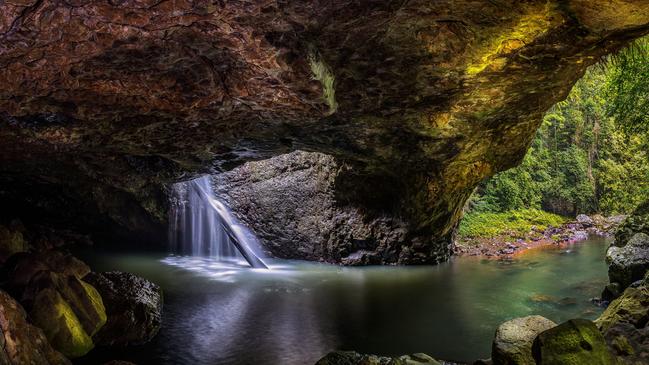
(0, 2), (649, 365)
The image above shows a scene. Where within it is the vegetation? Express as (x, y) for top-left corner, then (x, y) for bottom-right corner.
(458, 208), (566, 239)
(460, 37), (649, 239)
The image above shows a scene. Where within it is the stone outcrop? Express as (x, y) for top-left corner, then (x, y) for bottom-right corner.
(0, 289), (70, 365)
(606, 232), (649, 289)
(1, 251), (106, 358)
(491, 315), (556, 365)
(315, 351), (441, 365)
(1, 1), (649, 262)
(0, 224), (28, 264)
(531, 319), (615, 365)
(85, 271), (163, 346)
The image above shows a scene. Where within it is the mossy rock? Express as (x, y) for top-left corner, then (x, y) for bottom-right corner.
(30, 288), (94, 358)
(26, 272), (107, 358)
(532, 319), (615, 365)
(614, 202), (649, 247)
(595, 286), (649, 332)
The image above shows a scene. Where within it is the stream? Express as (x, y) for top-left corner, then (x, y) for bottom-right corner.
(75, 236), (610, 365)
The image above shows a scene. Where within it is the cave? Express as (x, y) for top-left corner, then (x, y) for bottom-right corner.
(1, 1), (649, 364)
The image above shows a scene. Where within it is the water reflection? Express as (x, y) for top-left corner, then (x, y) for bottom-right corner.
(75, 238), (609, 365)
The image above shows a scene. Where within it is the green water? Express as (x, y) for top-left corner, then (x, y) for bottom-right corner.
(75, 237), (609, 365)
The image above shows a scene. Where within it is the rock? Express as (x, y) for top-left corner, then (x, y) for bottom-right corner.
(3, 2), (649, 265)
(576, 214), (594, 227)
(614, 203), (649, 247)
(491, 315), (556, 365)
(595, 286), (649, 333)
(601, 282), (622, 302)
(3, 251), (90, 293)
(606, 232), (649, 288)
(315, 351), (440, 365)
(532, 319), (615, 365)
(0, 289), (70, 364)
(85, 272), (163, 346)
(26, 272), (106, 358)
(0, 225), (28, 264)
(569, 230), (588, 242)
(602, 322), (649, 365)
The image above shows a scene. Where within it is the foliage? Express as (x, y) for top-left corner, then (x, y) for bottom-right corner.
(471, 59), (649, 217)
(606, 37), (649, 132)
(458, 209), (566, 239)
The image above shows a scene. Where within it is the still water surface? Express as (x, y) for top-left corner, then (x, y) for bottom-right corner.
(76, 237), (609, 365)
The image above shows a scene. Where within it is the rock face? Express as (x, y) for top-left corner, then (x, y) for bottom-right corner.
(1, 2), (649, 262)
(532, 319), (615, 365)
(0, 225), (28, 264)
(491, 315), (556, 365)
(315, 351), (440, 365)
(0, 289), (70, 365)
(213, 151), (433, 263)
(2, 251), (106, 358)
(85, 271), (163, 346)
(606, 233), (649, 290)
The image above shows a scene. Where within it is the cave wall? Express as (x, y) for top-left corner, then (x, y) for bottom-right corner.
(1, 1), (649, 261)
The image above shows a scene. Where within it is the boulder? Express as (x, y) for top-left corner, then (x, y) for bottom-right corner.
(85, 272), (163, 346)
(602, 322), (649, 365)
(3, 251), (90, 293)
(315, 351), (440, 365)
(0, 225), (28, 264)
(0, 290), (70, 364)
(531, 319), (615, 365)
(491, 315), (556, 365)
(26, 272), (106, 358)
(614, 203), (649, 247)
(606, 232), (649, 289)
(576, 214), (594, 227)
(595, 285), (649, 333)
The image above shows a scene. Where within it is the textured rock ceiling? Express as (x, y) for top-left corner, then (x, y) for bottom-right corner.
(0, 0), (648, 261)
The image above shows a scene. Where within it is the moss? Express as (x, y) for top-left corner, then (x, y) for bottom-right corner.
(466, 4), (560, 75)
(595, 286), (649, 332)
(458, 208), (566, 239)
(308, 48), (338, 114)
(532, 319), (615, 365)
(79, 280), (107, 336)
(30, 288), (94, 358)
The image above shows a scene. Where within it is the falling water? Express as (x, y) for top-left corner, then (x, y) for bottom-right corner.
(168, 176), (267, 269)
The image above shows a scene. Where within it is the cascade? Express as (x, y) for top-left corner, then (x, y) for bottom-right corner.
(169, 176), (268, 269)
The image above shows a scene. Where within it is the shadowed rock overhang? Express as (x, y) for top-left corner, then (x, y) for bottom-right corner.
(1, 0), (648, 263)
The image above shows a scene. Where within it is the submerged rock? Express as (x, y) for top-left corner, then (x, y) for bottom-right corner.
(85, 271), (163, 346)
(532, 319), (615, 365)
(606, 232), (649, 289)
(0, 289), (70, 364)
(315, 351), (441, 365)
(492, 315), (556, 365)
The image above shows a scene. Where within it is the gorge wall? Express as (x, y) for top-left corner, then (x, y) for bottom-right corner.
(1, 1), (649, 263)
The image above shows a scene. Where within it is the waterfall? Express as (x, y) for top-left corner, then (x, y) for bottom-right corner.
(168, 176), (268, 269)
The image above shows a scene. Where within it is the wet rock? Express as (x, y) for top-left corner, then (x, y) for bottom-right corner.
(532, 319), (615, 365)
(601, 282), (622, 302)
(85, 272), (163, 346)
(595, 285), (649, 333)
(315, 351), (441, 365)
(491, 315), (556, 365)
(0, 289), (70, 364)
(606, 232), (649, 289)
(576, 214), (594, 227)
(26, 271), (106, 358)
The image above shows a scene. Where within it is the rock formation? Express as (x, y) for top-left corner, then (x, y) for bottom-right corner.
(1, 1), (649, 262)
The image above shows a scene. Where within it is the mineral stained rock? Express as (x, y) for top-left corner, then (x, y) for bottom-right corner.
(1, 1), (649, 262)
